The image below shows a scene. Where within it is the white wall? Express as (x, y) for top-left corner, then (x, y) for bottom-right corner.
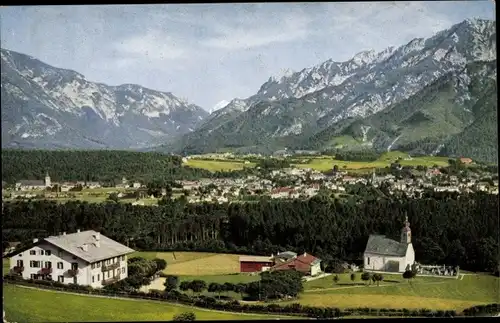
(9, 242), (88, 285)
(364, 253), (406, 272)
(310, 263), (321, 276)
(404, 243), (415, 271)
(10, 243), (129, 288)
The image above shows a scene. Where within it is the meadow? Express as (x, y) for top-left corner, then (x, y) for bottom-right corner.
(293, 151), (450, 172)
(183, 158), (255, 172)
(132, 251), (499, 312)
(2, 284), (295, 322)
(3, 251), (498, 320)
(183, 151), (450, 173)
(295, 272), (499, 311)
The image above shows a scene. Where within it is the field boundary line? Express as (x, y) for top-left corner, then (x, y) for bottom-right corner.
(305, 280), (448, 293)
(9, 284), (295, 318)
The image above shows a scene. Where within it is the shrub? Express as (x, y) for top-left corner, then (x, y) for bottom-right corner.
(173, 312), (196, 321)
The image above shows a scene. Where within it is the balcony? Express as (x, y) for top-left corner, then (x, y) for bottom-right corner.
(67, 269), (79, 276)
(102, 274), (121, 286)
(38, 268), (53, 275)
(102, 261), (120, 272)
(12, 266), (24, 274)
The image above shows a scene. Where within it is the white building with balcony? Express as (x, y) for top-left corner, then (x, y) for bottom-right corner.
(6, 230), (135, 288)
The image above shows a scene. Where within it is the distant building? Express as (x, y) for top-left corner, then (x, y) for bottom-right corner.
(460, 157), (473, 164)
(363, 216), (415, 273)
(239, 256), (274, 273)
(5, 230), (135, 288)
(15, 172), (53, 191)
(271, 252), (322, 276)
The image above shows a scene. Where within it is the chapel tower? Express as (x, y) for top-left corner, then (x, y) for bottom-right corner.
(401, 215), (411, 244)
(44, 172), (51, 187)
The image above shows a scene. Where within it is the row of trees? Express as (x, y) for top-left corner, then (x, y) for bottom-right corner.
(161, 271), (303, 301)
(2, 192), (499, 273)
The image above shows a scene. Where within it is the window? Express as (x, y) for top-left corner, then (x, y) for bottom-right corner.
(18, 254), (22, 257)
(30, 250), (36, 255)
(30, 261), (41, 268)
(39, 250), (44, 255)
(58, 251), (63, 257)
(44, 261), (52, 268)
(106, 259), (111, 265)
(73, 277), (77, 284)
(121, 256), (125, 261)
(97, 274), (100, 281)
(57, 262), (63, 269)
(92, 276), (95, 283)
(91, 263), (95, 269)
(72, 256), (77, 260)
(107, 272), (110, 278)
(367, 257), (370, 265)
(96, 262), (101, 268)
(58, 276), (64, 283)
(31, 274), (36, 279)
(121, 267), (125, 274)
(16, 260), (23, 267)
(46, 250), (51, 256)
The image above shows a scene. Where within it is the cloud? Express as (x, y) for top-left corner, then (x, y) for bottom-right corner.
(201, 11), (313, 50)
(113, 31), (186, 63)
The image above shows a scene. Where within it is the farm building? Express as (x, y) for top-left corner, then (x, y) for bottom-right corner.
(271, 252), (322, 276)
(460, 157), (473, 164)
(363, 216), (415, 273)
(239, 256), (274, 273)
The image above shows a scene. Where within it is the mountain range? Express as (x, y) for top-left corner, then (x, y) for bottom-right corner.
(1, 48), (208, 149)
(164, 18), (497, 162)
(1, 18), (497, 162)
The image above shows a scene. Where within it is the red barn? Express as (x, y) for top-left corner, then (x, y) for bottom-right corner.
(239, 256), (274, 273)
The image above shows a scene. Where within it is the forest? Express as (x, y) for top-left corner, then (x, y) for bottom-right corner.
(1, 149), (212, 183)
(2, 191), (498, 274)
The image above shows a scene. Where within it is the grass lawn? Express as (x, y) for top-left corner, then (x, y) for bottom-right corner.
(293, 151), (449, 172)
(3, 284), (295, 322)
(133, 251), (244, 275)
(183, 159), (255, 172)
(295, 274), (499, 311)
(179, 274), (260, 285)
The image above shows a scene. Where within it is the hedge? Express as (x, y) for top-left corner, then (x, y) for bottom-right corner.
(2, 275), (474, 318)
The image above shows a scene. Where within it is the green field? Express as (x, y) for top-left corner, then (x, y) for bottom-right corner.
(132, 251), (244, 276)
(183, 159), (255, 172)
(5, 251), (498, 318)
(293, 151), (449, 172)
(2, 284), (295, 322)
(295, 273), (499, 311)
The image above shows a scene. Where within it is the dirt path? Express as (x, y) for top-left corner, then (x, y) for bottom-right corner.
(11, 284), (293, 318)
(305, 280), (447, 293)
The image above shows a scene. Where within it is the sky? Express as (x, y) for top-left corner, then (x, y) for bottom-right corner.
(0, 2), (495, 111)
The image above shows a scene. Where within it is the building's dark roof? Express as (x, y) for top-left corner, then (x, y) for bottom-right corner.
(277, 251), (297, 259)
(16, 180), (45, 186)
(364, 235), (408, 257)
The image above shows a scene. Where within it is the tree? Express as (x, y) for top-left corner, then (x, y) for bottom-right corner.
(208, 282), (222, 299)
(361, 272), (371, 285)
(164, 275), (179, 292)
(153, 258), (167, 273)
(373, 273), (383, 286)
(350, 273), (356, 284)
(333, 165), (339, 173)
(233, 283), (246, 299)
(402, 270), (416, 285)
(179, 281), (191, 293)
(222, 282), (235, 297)
(173, 312), (196, 321)
(107, 192), (119, 203)
(190, 280), (207, 295)
(333, 275), (339, 284)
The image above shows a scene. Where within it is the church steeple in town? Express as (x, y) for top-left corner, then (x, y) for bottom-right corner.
(401, 215), (411, 244)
